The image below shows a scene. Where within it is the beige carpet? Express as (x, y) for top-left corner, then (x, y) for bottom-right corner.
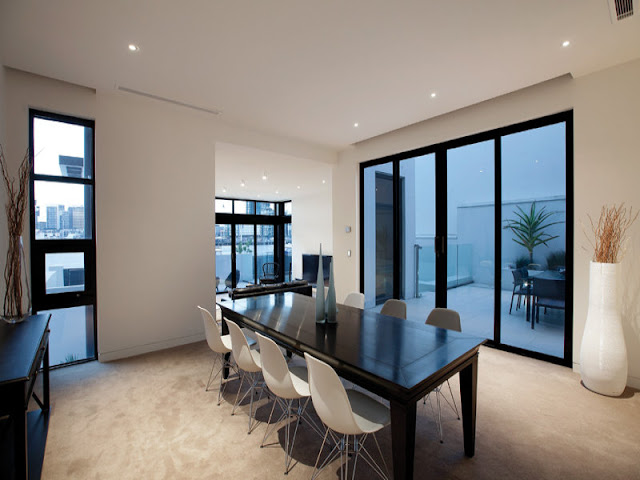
(39, 343), (640, 479)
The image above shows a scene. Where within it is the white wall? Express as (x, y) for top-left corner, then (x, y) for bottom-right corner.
(291, 188), (333, 281)
(335, 61), (640, 388)
(2, 67), (336, 361)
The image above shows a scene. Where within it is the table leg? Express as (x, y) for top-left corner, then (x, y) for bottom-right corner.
(459, 355), (478, 457)
(390, 400), (416, 480)
(43, 337), (50, 410)
(11, 385), (28, 479)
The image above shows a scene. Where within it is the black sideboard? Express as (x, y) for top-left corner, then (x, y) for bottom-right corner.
(0, 314), (51, 480)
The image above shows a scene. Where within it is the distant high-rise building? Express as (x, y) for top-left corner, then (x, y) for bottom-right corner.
(59, 155), (84, 178)
(46, 206), (60, 230)
(69, 207), (85, 231)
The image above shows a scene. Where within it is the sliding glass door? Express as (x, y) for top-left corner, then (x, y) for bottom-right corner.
(360, 111), (573, 366)
(446, 141), (495, 341)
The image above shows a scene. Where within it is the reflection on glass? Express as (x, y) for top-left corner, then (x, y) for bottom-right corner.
(33, 118), (92, 179)
(447, 141), (495, 340)
(236, 224), (255, 286)
(234, 200), (255, 214)
(215, 199), (232, 213)
(284, 202), (292, 216)
(363, 162), (394, 308)
(38, 305), (95, 367)
(399, 154), (435, 319)
(256, 202), (275, 215)
(34, 181), (92, 239)
(501, 123), (566, 358)
(215, 224), (232, 292)
(45, 252), (85, 294)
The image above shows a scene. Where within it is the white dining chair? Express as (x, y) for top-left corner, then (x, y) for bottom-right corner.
(226, 319), (265, 434)
(343, 292), (365, 309)
(380, 299), (407, 320)
(198, 306), (237, 405)
(305, 352), (390, 480)
(257, 333), (322, 474)
(424, 307), (462, 443)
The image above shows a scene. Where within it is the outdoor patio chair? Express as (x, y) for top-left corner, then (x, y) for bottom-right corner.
(533, 277), (565, 323)
(259, 262), (280, 285)
(509, 267), (529, 314)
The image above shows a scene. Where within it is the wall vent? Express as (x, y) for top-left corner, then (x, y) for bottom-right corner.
(608, 0), (635, 22)
(117, 86), (222, 116)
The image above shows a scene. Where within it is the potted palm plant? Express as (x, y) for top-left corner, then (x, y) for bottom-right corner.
(504, 202), (560, 265)
(0, 145), (31, 323)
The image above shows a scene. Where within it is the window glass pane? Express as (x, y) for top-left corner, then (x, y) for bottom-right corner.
(235, 224), (255, 286)
(215, 199), (232, 213)
(234, 200), (255, 214)
(34, 181), (92, 239)
(284, 202), (292, 216)
(447, 140), (495, 341)
(33, 117), (92, 179)
(45, 252), (85, 294)
(257, 224), (275, 280)
(500, 122), (566, 358)
(363, 162), (394, 308)
(284, 223), (292, 281)
(38, 305), (95, 367)
(256, 202), (275, 215)
(399, 153), (435, 317)
(215, 224), (232, 292)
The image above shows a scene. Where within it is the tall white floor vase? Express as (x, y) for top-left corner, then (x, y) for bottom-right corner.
(580, 261), (628, 396)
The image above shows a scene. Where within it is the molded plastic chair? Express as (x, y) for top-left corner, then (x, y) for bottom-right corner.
(343, 292), (365, 309)
(424, 308), (462, 443)
(380, 299), (407, 320)
(257, 333), (322, 474)
(226, 319), (264, 433)
(198, 306), (236, 405)
(305, 353), (390, 480)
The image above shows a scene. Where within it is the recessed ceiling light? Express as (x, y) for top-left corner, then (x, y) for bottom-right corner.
(354, 123), (359, 128)
(562, 41), (570, 48)
(262, 171), (268, 180)
(322, 180), (326, 184)
(430, 92), (437, 98)
(479, 169), (484, 173)
(222, 187), (227, 193)
(128, 44), (140, 52)
(240, 180), (245, 187)
(256, 194), (261, 198)
(296, 185), (301, 189)
(275, 190), (279, 194)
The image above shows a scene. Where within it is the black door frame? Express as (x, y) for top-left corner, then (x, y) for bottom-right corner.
(29, 109), (98, 365)
(360, 110), (574, 367)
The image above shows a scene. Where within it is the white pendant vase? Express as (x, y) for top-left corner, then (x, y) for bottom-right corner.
(580, 261), (627, 396)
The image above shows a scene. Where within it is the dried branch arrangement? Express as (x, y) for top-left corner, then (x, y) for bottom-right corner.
(586, 204), (638, 264)
(0, 144), (31, 318)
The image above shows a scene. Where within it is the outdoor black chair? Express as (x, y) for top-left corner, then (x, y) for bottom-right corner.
(509, 267), (529, 314)
(225, 269), (240, 290)
(532, 277), (565, 323)
(259, 262), (280, 285)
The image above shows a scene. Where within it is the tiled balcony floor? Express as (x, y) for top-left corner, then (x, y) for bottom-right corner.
(371, 284), (565, 359)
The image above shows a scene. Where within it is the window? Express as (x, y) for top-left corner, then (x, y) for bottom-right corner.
(214, 198), (292, 290)
(361, 111), (573, 366)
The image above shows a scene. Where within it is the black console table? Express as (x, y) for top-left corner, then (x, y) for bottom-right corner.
(0, 314), (51, 480)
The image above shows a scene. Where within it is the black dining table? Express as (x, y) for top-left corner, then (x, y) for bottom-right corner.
(218, 292), (486, 480)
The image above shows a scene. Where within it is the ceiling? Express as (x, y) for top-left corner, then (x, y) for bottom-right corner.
(214, 142), (332, 201)
(1, 1), (639, 151)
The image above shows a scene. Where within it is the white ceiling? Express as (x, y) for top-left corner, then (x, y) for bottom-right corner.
(2, 0), (639, 151)
(214, 142), (332, 201)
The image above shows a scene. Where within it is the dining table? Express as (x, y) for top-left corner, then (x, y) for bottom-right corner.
(217, 292), (486, 480)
